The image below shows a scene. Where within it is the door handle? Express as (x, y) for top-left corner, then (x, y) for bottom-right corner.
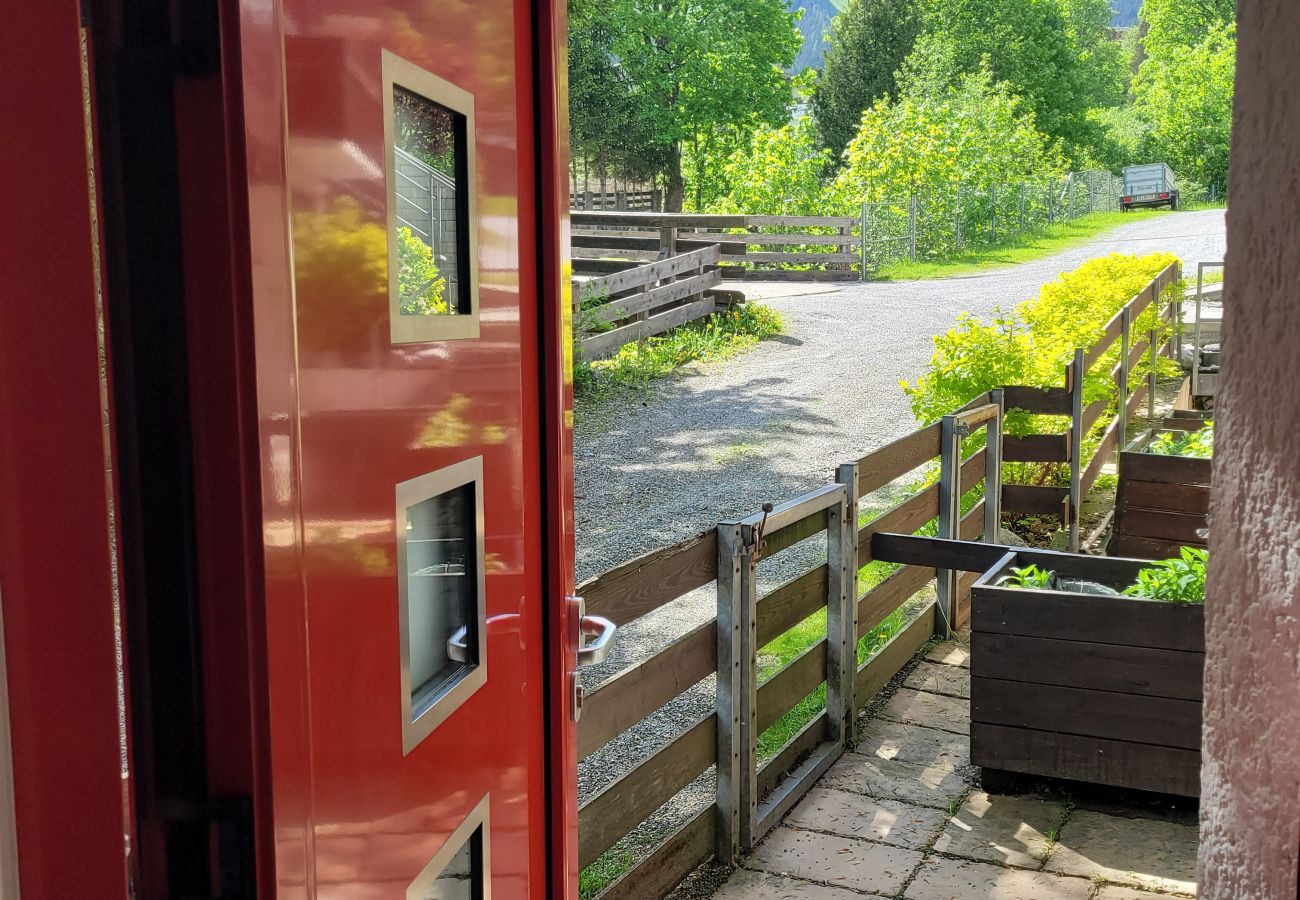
(576, 615), (617, 666)
(446, 626), (470, 663)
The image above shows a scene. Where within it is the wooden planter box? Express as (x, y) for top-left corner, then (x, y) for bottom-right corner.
(1111, 427), (1212, 560)
(971, 550), (1204, 798)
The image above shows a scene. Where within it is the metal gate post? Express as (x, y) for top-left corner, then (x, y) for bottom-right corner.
(908, 194), (918, 261)
(830, 467), (858, 745)
(1068, 350), (1085, 551)
(1119, 308), (1131, 449)
(859, 201), (869, 281)
(984, 390), (1004, 543)
(714, 522), (748, 864)
(936, 415), (962, 637)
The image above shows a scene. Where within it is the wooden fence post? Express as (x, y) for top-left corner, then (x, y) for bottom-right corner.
(715, 522), (746, 865)
(830, 466), (858, 744)
(1068, 349), (1086, 552)
(984, 390), (1004, 543)
(1118, 307), (1132, 450)
(936, 415), (962, 637)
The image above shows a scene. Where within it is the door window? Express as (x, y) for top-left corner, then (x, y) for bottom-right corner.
(408, 796), (489, 900)
(383, 50), (478, 342)
(397, 457), (487, 753)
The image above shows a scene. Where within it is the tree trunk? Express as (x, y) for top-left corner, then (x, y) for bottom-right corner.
(664, 142), (685, 212)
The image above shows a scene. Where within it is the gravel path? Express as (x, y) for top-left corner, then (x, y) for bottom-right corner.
(575, 210), (1226, 819)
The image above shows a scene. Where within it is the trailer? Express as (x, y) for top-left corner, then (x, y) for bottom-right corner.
(1121, 163), (1179, 211)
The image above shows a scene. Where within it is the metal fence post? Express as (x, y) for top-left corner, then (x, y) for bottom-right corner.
(859, 201), (869, 282)
(1118, 307), (1132, 450)
(733, 518), (761, 852)
(908, 193), (918, 261)
(1047, 179), (1055, 225)
(955, 185), (963, 254)
(990, 182), (998, 243)
(1068, 350), (1085, 552)
(1019, 183), (1027, 234)
(714, 522), (746, 865)
(936, 415), (962, 637)
(984, 390), (1004, 543)
(830, 466), (858, 745)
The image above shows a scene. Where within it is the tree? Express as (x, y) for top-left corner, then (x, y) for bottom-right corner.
(910, 0), (1120, 159)
(709, 116), (833, 215)
(1140, 0), (1236, 53)
(811, 0), (922, 160)
(1135, 23), (1236, 188)
(568, 0), (801, 210)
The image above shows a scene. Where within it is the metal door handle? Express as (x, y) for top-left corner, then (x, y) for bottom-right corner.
(447, 626), (470, 663)
(576, 615), (616, 666)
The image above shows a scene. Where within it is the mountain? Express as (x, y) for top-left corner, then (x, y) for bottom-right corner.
(1111, 0), (1141, 27)
(788, 0), (845, 72)
(789, 0), (1140, 73)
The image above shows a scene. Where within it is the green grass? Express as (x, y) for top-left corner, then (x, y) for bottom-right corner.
(579, 847), (636, 900)
(574, 303), (782, 403)
(874, 209), (1164, 281)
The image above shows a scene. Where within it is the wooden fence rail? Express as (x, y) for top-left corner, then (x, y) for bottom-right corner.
(574, 244), (725, 358)
(572, 211), (864, 282)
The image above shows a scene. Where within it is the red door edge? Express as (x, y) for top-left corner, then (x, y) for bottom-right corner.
(532, 0), (579, 895)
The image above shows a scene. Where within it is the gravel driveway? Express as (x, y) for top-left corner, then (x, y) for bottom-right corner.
(575, 210), (1226, 818)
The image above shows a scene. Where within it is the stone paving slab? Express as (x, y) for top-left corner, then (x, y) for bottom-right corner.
(710, 868), (869, 899)
(903, 660), (971, 698)
(1045, 809), (1198, 895)
(854, 718), (970, 768)
(925, 642), (970, 668)
(1095, 887), (1174, 899)
(745, 826), (924, 895)
(903, 857), (1094, 900)
(786, 786), (949, 850)
(877, 687), (970, 735)
(820, 752), (972, 810)
(933, 790), (1069, 869)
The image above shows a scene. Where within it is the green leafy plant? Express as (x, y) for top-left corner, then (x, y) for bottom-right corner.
(1004, 564), (1055, 589)
(1123, 547), (1208, 605)
(396, 226), (446, 315)
(1148, 421), (1214, 458)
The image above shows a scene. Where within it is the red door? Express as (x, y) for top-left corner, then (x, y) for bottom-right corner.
(229, 0), (580, 896)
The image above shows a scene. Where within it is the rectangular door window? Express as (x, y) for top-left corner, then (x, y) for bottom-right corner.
(397, 458), (487, 753)
(384, 50), (478, 343)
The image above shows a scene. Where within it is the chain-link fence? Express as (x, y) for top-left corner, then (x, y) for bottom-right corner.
(859, 169), (1215, 271)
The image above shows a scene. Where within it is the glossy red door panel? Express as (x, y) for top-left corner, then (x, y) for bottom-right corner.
(228, 0), (556, 895)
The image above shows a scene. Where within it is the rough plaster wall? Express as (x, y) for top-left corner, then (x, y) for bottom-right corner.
(1199, 2), (1300, 897)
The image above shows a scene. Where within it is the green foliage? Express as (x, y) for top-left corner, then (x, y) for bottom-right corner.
(812, 0), (922, 159)
(1004, 565), (1055, 589)
(1149, 421), (1214, 458)
(902, 253), (1180, 473)
(707, 116), (833, 215)
(1123, 547), (1209, 605)
(1086, 105), (1152, 172)
(831, 67), (1066, 206)
(396, 227), (447, 315)
(1135, 23), (1236, 189)
(1140, 0), (1236, 53)
(909, 0), (1124, 158)
(568, 0), (800, 209)
(575, 304), (782, 402)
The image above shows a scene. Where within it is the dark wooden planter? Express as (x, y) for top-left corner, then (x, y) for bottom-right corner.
(1111, 427), (1212, 560)
(971, 550), (1204, 798)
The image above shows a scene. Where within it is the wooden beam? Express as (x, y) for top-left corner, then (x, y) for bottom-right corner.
(579, 531), (717, 626)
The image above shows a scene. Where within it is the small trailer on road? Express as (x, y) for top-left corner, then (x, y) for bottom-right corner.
(1121, 163), (1179, 211)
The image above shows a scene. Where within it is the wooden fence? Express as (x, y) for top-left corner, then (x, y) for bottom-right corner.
(577, 394), (1004, 898)
(998, 262), (1183, 549)
(575, 263), (1186, 898)
(573, 245), (726, 358)
(570, 188), (660, 211)
(572, 211), (864, 282)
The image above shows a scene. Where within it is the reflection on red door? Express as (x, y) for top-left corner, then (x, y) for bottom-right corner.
(231, 0), (559, 894)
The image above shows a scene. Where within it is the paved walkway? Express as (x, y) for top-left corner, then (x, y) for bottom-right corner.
(709, 641), (1199, 899)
